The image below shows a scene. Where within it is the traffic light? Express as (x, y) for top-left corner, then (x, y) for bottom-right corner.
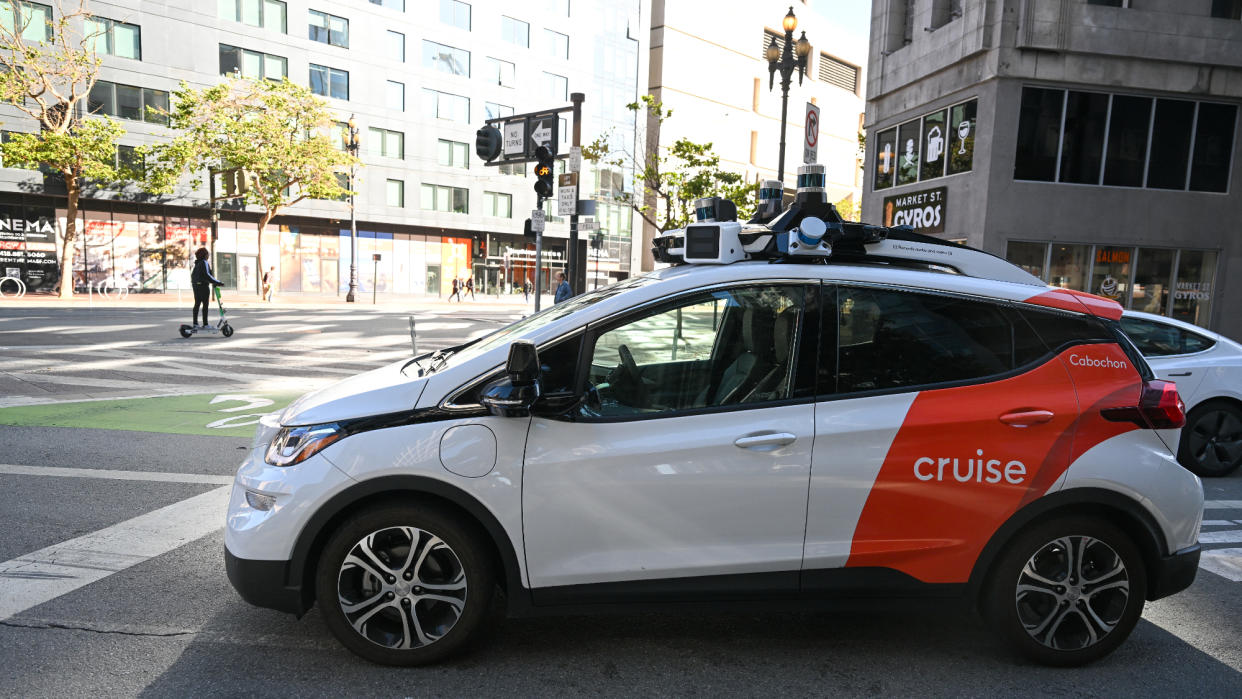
(533, 145), (554, 199)
(475, 125), (502, 162)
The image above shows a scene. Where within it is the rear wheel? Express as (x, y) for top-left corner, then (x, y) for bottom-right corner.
(984, 516), (1146, 666)
(1178, 401), (1242, 477)
(315, 504), (494, 666)
(178, 324), (192, 339)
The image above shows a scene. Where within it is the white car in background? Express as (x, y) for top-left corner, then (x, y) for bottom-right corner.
(1120, 310), (1242, 477)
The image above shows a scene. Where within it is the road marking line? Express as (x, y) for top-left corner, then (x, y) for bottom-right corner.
(1204, 500), (1242, 509)
(1201, 520), (1236, 527)
(0, 464), (233, 485)
(1198, 529), (1242, 545)
(1199, 548), (1242, 582)
(0, 486), (230, 621)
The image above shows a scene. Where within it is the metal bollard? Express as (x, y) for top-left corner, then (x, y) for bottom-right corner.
(408, 315), (417, 355)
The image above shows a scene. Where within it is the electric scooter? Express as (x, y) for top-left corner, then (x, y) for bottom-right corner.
(179, 286), (234, 338)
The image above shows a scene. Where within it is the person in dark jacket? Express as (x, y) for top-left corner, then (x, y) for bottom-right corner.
(553, 271), (572, 304)
(190, 248), (223, 328)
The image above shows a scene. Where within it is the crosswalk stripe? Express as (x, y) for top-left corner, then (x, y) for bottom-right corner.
(0, 463), (233, 485)
(1203, 500), (1242, 510)
(1199, 548), (1242, 582)
(0, 486), (230, 621)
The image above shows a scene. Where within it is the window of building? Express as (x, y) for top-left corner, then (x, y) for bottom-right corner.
(423, 89), (469, 122)
(1211, 1), (1242, 20)
(1102, 95), (1151, 187)
(1, 1), (51, 42)
(421, 184), (469, 213)
(87, 81), (170, 124)
(485, 102), (514, 120)
(499, 162), (524, 176)
(218, 0), (286, 32)
(386, 81), (404, 111)
(386, 30), (405, 61)
(948, 100), (976, 176)
(483, 191), (512, 218)
(1131, 247), (1175, 315)
(329, 121), (348, 150)
(1173, 250), (1217, 326)
(219, 44), (287, 79)
(441, 0), (471, 29)
(1189, 102), (1237, 193)
(368, 0), (405, 11)
(87, 17), (141, 59)
(874, 127), (896, 190)
(543, 0), (570, 16)
(545, 29), (568, 59)
(367, 127), (405, 159)
(833, 286), (1028, 394)
(929, 1), (962, 29)
(885, 0), (914, 52)
(919, 109), (947, 181)
(543, 72), (568, 102)
(437, 139), (468, 169)
(1087, 1), (1126, 6)
(1057, 91), (1109, 184)
(485, 57), (515, 87)
(423, 41), (470, 77)
(116, 144), (142, 173)
(1005, 241), (1047, 279)
(895, 118), (921, 186)
(309, 64), (348, 100)
(386, 179), (405, 207)
(819, 53), (858, 93)
(1013, 87), (1063, 182)
(501, 16), (529, 47)
(1089, 246), (1132, 302)
(308, 9), (347, 48)
(1017, 87), (1234, 192)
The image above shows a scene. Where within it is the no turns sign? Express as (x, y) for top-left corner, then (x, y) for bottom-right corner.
(804, 102), (820, 164)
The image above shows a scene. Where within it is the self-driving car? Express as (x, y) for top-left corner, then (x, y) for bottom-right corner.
(226, 168), (1203, 668)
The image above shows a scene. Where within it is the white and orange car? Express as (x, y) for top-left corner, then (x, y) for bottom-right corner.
(225, 211), (1203, 668)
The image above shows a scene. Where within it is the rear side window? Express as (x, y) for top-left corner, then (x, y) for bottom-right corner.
(832, 286), (1035, 394)
(1119, 316), (1216, 356)
(1019, 307), (1112, 355)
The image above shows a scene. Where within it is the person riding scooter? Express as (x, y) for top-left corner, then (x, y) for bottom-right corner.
(190, 248), (223, 329)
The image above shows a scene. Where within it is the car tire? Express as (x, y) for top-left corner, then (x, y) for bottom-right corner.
(1178, 400), (1242, 478)
(983, 516), (1146, 667)
(314, 503), (495, 666)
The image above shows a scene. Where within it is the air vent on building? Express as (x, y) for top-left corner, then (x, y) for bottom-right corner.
(819, 53), (859, 93)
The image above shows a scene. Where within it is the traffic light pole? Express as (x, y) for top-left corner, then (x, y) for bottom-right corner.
(568, 92), (584, 298)
(534, 197), (544, 313)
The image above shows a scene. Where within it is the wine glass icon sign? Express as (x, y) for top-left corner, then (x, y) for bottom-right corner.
(957, 120), (972, 154)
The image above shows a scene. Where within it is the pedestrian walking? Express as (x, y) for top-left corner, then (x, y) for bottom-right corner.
(262, 266), (275, 302)
(465, 277), (476, 300)
(449, 277), (462, 302)
(190, 248), (223, 328)
(523, 277), (531, 302)
(554, 271), (572, 305)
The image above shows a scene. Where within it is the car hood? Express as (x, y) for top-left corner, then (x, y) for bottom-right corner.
(279, 359), (427, 426)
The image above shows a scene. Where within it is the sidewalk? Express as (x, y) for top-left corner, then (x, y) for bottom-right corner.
(0, 289), (552, 313)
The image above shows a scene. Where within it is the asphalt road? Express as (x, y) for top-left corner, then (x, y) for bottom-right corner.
(2, 306), (1241, 697)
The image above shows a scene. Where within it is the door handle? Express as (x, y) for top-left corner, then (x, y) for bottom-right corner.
(1167, 371), (1192, 377)
(734, 432), (797, 449)
(998, 409), (1054, 427)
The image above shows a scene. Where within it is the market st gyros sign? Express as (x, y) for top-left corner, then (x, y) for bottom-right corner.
(883, 186), (947, 235)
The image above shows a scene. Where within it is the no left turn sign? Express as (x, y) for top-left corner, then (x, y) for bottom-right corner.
(804, 102), (821, 164)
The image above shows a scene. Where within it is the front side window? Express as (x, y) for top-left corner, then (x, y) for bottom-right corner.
(582, 285), (807, 418)
(87, 16), (141, 59)
(309, 64), (348, 100)
(1120, 317), (1215, 357)
(308, 9), (348, 48)
(833, 286), (1040, 394)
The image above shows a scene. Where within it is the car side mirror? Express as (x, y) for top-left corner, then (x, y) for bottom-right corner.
(480, 341), (541, 417)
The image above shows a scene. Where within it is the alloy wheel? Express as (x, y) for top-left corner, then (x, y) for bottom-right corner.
(1185, 408), (1242, 476)
(1014, 535), (1130, 651)
(336, 526), (467, 650)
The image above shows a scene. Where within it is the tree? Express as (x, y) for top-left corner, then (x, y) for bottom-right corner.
(0, 0), (127, 298)
(584, 95), (756, 234)
(141, 78), (354, 295)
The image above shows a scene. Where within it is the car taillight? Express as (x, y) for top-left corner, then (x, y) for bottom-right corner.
(1102, 379), (1186, 430)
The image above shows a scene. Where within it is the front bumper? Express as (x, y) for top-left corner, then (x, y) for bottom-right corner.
(225, 546), (309, 616)
(1148, 543), (1201, 601)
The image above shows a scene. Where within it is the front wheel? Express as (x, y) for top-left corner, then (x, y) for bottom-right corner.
(221, 323), (234, 338)
(1178, 401), (1242, 477)
(984, 516), (1146, 666)
(315, 504), (495, 666)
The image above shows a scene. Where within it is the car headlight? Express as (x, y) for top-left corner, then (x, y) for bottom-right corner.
(265, 423), (344, 466)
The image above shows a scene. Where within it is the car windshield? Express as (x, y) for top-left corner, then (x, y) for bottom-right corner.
(434, 275), (658, 372)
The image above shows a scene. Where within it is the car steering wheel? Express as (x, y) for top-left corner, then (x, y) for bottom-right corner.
(616, 343), (649, 407)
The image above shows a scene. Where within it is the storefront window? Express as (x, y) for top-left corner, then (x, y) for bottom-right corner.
(895, 119), (921, 187)
(1130, 248), (1174, 315)
(919, 109), (947, 182)
(1090, 246), (1132, 303)
(1005, 241), (1047, 279)
(1047, 243), (1089, 291)
(1172, 250), (1217, 327)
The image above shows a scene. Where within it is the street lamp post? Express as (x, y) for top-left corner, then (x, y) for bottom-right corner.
(344, 115), (361, 303)
(766, 7), (811, 184)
